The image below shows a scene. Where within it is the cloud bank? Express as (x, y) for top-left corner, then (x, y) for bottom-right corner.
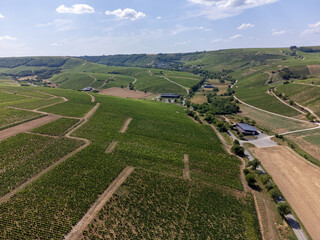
(105, 8), (146, 21)
(56, 4), (95, 14)
(187, 0), (279, 20)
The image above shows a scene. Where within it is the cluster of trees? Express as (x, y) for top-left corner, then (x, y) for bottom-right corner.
(291, 46), (320, 53)
(2, 68), (61, 79)
(231, 140), (245, 156)
(278, 67), (303, 80)
(201, 94), (239, 114)
(0, 57), (68, 68)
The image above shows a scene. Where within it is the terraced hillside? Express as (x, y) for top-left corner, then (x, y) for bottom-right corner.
(0, 85), (261, 239)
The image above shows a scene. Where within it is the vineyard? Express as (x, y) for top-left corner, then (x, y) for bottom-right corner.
(32, 118), (80, 136)
(0, 83), (260, 239)
(0, 107), (42, 129)
(80, 169), (260, 240)
(0, 133), (82, 197)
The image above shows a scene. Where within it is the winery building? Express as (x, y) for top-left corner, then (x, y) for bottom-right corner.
(236, 123), (258, 135)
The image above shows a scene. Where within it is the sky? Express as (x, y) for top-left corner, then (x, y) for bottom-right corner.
(0, 0), (320, 57)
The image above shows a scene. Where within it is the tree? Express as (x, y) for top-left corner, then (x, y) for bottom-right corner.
(248, 158), (260, 170)
(277, 202), (291, 216)
(245, 173), (256, 186)
(129, 83), (135, 90)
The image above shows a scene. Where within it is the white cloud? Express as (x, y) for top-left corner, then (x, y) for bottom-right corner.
(37, 19), (74, 32)
(272, 30), (286, 35)
(302, 21), (320, 35)
(157, 16), (162, 20)
(212, 38), (223, 43)
(237, 23), (254, 30)
(105, 8), (146, 21)
(0, 13), (4, 19)
(56, 4), (94, 14)
(229, 34), (242, 40)
(0, 36), (16, 41)
(187, 0), (279, 20)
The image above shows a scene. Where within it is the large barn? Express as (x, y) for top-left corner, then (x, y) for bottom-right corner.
(236, 123), (258, 135)
(161, 93), (181, 98)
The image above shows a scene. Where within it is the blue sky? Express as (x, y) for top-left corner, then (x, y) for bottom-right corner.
(0, 0), (320, 56)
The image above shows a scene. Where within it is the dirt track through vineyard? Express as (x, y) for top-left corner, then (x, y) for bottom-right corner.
(65, 166), (135, 240)
(105, 140), (118, 153)
(119, 117), (132, 133)
(0, 115), (60, 141)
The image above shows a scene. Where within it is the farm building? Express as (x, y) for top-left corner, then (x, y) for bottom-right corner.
(82, 86), (93, 92)
(236, 123), (259, 135)
(203, 84), (215, 88)
(161, 93), (181, 98)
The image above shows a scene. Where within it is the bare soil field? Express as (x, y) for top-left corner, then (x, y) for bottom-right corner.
(0, 115), (60, 141)
(307, 65), (320, 76)
(252, 146), (320, 240)
(99, 87), (152, 99)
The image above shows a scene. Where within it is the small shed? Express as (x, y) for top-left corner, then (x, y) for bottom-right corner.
(236, 123), (258, 135)
(161, 93), (181, 98)
(203, 84), (215, 88)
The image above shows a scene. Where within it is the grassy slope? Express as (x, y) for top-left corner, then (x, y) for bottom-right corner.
(0, 87), (260, 239)
(277, 83), (320, 116)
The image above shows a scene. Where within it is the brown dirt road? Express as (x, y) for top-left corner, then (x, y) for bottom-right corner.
(119, 117), (132, 133)
(65, 166), (135, 240)
(0, 115), (60, 141)
(105, 140), (118, 153)
(252, 146), (320, 240)
(100, 87), (152, 99)
(183, 154), (191, 180)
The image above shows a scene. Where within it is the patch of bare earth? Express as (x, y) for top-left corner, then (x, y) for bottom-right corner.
(252, 146), (320, 240)
(119, 117), (132, 133)
(100, 87), (152, 99)
(307, 65), (320, 76)
(0, 115), (60, 141)
(105, 141), (118, 153)
(182, 154), (191, 180)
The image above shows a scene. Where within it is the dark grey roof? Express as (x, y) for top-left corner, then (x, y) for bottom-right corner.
(236, 123), (258, 132)
(161, 93), (181, 98)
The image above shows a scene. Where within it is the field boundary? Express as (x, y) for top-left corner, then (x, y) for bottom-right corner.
(64, 166), (135, 240)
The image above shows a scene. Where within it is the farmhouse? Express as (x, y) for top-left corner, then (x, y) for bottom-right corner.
(161, 93), (181, 98)
(203, 84), (215, 88)
(82, 86), (93, 92)
(236, 123), (259, 135)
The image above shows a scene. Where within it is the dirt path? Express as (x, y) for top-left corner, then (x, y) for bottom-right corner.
(0, 115), (60, 141)
(119, 117), (132, 133)
(105, 140), (118, 153)
(269, 90), (306, 115)
(147, 70), (189, 94)
(183, 154), (191, 180)
(65, 166), (135, 240)
(89, 74), (97, 85)
(252, 146), (320, 240)
(85, 92), (95, 103)
(233, 95), (312, 124)
(252, 191), (279, 240)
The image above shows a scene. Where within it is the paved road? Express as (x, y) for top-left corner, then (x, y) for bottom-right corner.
(285, 214), (308, 240)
